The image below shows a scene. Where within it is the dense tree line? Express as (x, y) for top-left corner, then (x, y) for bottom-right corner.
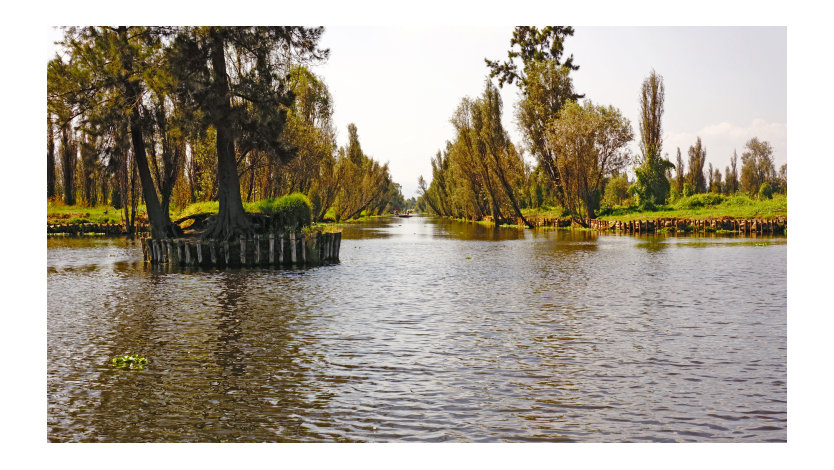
(47, 26), (404, 239)
(418, 27), (787, 225)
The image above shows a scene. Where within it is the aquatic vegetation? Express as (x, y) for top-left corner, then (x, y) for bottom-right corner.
(112, 354), (148, 370)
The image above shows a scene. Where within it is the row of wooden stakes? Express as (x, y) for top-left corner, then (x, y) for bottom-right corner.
(587, 217), (787, 234)
(47, 223), (150, 235)
(142, 231), (342, 267)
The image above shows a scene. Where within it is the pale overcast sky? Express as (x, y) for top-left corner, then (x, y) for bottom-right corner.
(310, 26), (786, 197)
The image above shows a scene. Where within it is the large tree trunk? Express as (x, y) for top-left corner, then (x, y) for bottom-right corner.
(47, 115), (56, 199)
(116, 26), (175, 239)
(203, 27), (251, 240)
(60, 124), (76, 206)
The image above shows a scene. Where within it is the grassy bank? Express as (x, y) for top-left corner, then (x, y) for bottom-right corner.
(47, 200), (147, 225)
(596, 194), (787, 222)
(519, 194), (786, 223)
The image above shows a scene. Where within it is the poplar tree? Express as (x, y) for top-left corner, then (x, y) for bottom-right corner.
(632, 70), (674, 209)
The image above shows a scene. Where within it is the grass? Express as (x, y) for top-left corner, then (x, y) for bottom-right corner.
(47, 200), (146, 225)
(596, 194), (787, 222)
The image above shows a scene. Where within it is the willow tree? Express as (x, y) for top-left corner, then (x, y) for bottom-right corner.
(740, 137), (775, 195)
(546, 101), (633, 224)
(169, 27), (328, 239)
(486, 26), (583, 208)
(631, 70), (674, 209)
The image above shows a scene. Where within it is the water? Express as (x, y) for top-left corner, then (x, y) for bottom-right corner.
(47, 216), (787, 442)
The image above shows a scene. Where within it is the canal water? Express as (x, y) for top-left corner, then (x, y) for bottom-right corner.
(47, 216), (787, 442)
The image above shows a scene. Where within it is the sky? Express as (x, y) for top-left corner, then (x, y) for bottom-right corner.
(309, 26), (787, 197)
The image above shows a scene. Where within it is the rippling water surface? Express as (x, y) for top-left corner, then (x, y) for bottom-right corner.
(47, 216), (787, 442)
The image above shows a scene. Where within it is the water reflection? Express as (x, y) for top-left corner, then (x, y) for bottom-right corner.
(48, 218), (786, 442)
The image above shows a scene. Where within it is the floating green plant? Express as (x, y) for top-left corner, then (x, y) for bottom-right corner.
(464, 256), (472, 259)
(112, 354), (148, 369)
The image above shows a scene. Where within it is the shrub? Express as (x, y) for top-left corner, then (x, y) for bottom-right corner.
(673, 193), (726, 209)
(681, 183), (693, 198)
(256, 192), (312, 232)
(758, 181), (773, 200)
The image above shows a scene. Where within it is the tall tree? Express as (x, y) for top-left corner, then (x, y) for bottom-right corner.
(632, 70), (674, 208)
(169, 27), (328, 239)
(674, 147), (684, 194)
(546, 100), (633, 224)
(687, 137), (707, 193)
(728, 150), (739, 193)
(740, 137), (775, 195)
(47, 114), (56, 199)
(487, 26), (582, 209)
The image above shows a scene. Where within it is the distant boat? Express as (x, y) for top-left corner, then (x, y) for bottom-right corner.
(395, 210), (413, 218)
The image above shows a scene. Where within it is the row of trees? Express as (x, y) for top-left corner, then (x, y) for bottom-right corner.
(47, 26), (404, 239)
(418, 27), (786, 225)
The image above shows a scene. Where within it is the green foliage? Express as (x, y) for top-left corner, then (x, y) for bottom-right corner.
(740, 138), (776, 195)
(758, 181), (773, 200)
(112, 354), (148, 370)
(546, 100), (633, 221)
(673, 193), (726, 209)
(632, 152), (674, 210)
(596, 193), (786, 222)
(256, 193), (313, 231)
(682, 183), (694, 198)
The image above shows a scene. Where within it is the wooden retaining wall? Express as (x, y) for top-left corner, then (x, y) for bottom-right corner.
(47, 223), (150, 235)
(587, 216), (786, 234)
(141, 231), (342, 267)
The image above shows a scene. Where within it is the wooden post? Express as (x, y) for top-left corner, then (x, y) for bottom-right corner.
(301, 234), (306, 264)
(184, 240), (192, 265)
(279, 235), (284, 264)
(255, 234), (261, 265)
(240, 235), (247, 266)
(224, 240), (230, 265)
(290, 232), (297, 264)
(210, 240), (217, 265)
(269, 233), (275, 265)
(177, 239), (184, 265)
(335, 232), (341, 260)
(197, 240), (203, 264)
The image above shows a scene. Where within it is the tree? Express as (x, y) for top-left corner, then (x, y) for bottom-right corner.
(487, 26), (582, 210)
(631, 70), (674, 209)
(740, 137), (775, 195)
(724, 149), (739, 194)
(687, 137), (707, 193)
(48, 26), (179, 237)
(169, 27), (328, 239)
(47, 115), (56, 199)
(674, 147), (684, 194)
(546, 100), (633, 223)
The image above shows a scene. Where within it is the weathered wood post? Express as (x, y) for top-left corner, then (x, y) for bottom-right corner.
(279, 234), (285, 264)
(184, 240), (192, 265)
(240, 235), (247, 266)
(210, 240), (217, 265)
(196, 240), (203, 265)
(290, 232), (297, 264)
(223, 240), (230, 265)
(269, 233), (275, 265)
(301, 233), (306, 264)
(176, 239), (184, 266)
(254, 234), (261, 265)
(152, 239), (160, 264)
(335, 232), (341, 260)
